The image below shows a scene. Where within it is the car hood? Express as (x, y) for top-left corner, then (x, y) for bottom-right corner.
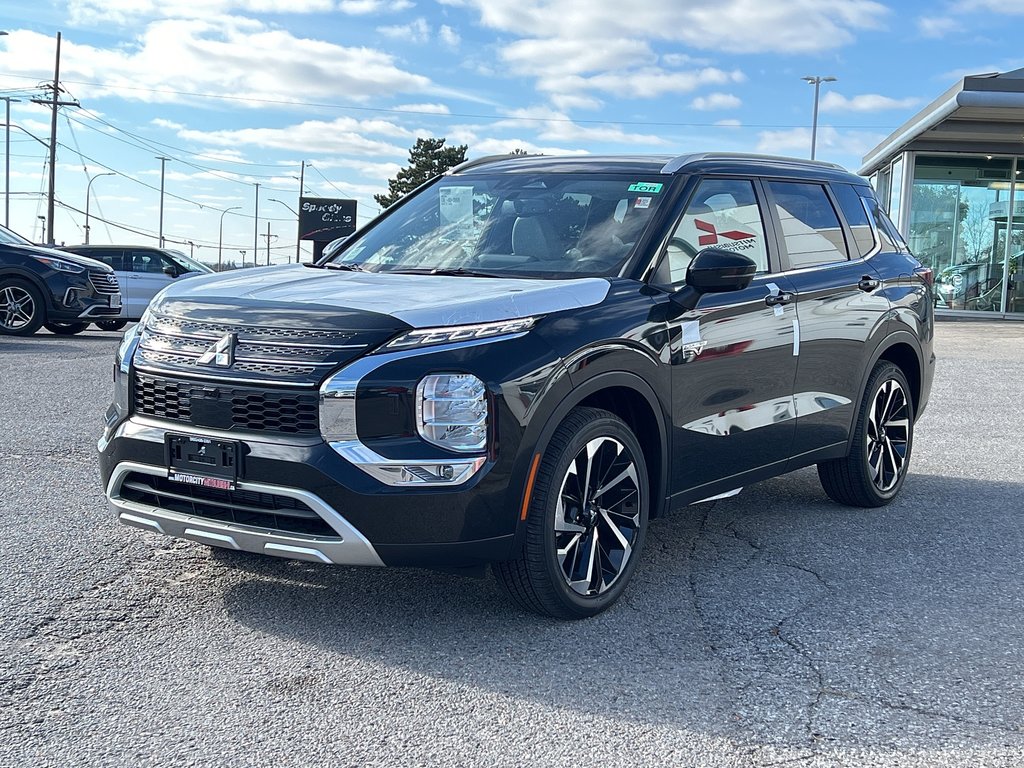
(13, 243), (113, 272)
(150, 264), (611, 328)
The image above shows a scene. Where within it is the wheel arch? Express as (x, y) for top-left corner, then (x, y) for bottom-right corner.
(845, 331), (923, 453)
(525, 371), (670, 523)
(0, 267), (50, 302)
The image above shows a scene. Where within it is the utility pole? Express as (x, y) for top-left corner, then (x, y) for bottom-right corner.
(2, 96), (20, 228)
(260, 222), (277, 266)
(296, 160), (305, 263)
(156, 156), (171, 247)
(30, 32), (80, 245)
(253, 182), (260, 263)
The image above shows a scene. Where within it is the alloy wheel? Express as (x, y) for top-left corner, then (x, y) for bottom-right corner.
(554, 436), (642, 596)
(0, 285), (36, 331)
(866, 378), (910, 492)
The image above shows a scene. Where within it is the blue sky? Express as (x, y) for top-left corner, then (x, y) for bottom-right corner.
(1, 0), (1022, 264)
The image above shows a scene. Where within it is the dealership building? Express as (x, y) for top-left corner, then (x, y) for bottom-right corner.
(860, 68), (1024, 318)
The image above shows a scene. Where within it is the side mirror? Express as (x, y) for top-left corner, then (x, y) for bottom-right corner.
(670, 248), (757, 312)
(162, 265), (180, 278)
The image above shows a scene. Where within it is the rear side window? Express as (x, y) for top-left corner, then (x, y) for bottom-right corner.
(832, 184), (876, 258)
(86, 249), (125, 271)
(129, 250), (166, 273)
(767, 181), (849, 268)
(859, 191), (907, 253)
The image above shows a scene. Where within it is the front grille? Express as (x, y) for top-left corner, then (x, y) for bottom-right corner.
(89, 271), (119, 294)
(134, 313), (387, 385)
(119, 472), (336, 537)
(133, 372), (319, 434)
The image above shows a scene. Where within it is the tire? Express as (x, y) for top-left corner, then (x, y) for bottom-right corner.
(817, 361), (914, 508)
(44, 321), (90, 335)
(494, 406), (649, 619)
(95, 319), (128, 332)
(0, 278), (45, 336)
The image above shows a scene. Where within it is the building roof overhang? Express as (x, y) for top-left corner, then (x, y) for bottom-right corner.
(859, 69), (1024, 176)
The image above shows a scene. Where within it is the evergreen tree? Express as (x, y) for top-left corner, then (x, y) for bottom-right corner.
(375, 138), (469, 209)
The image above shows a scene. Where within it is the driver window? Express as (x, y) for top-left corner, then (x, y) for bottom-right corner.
(655, 178), (769, 287)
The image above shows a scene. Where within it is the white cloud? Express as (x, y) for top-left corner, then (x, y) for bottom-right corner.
(755, 126), (885, 163)
(175, 116), (412, 156)
(391, 102), (451, 114)
(495, 106), (669, 146)
(917, 16), (958, 38)
(0, 23), (434, 108)
(690, 92), (742, 111)
(468, 138), (589, 156)
(439, 25), (461, 48)
(820, 92), (921, 112)
(378, 18), (431, 43)
(151, 118), (185, 130)
(339, 0), (414, 15)
(442, 0), (888, 53)
(68, 0), (337, 25)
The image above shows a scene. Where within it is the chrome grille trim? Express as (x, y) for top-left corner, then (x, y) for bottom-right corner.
(88, 271), (120, 294)
(136, 313), (379, 383)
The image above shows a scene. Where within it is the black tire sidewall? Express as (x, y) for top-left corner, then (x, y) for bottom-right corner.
(0, 278), (46, 336)
(858, 362), (914, 503)
(44, 321), (90, 335)
(530, 411), (649, 617)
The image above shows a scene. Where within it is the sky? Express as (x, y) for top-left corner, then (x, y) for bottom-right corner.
(1, 0), (1023, 265)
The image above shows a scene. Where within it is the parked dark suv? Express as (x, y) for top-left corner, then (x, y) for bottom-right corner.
(0, 224), (121, 335)
(99, 153), (934, 618)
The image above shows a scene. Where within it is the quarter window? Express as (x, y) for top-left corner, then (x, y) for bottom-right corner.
(767, 181), (849, 268)
(833, 183), (877, 258)
(655, 178), (769, 287)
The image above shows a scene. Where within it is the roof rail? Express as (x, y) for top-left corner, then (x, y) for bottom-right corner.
(661, 152), (847, 174)
(447, 154), (529, 175)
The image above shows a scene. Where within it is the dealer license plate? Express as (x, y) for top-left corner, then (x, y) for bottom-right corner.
(109, 294), (121, 308)
(165, 434), (240, 491)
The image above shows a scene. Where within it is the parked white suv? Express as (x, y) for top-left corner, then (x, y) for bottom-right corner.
(59, 244), (213, 330)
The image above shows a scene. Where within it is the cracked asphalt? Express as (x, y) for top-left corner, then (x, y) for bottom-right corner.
(1, 321), (1023, 767)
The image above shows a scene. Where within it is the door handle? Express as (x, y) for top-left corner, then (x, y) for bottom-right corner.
(858, 276), (880, 292)
(765, 292), (795, 306)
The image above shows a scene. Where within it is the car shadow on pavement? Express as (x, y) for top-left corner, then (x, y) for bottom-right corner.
(218, 468), (1024, 752)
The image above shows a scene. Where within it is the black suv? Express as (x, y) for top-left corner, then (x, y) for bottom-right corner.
(99, 153), (934, 618)
(0, 224), (121, 335)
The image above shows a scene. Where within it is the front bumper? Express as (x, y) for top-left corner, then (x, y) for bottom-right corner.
(98, 416), (519, 568)
(46, 271), (121, 321)
(107, 461), (385, 566)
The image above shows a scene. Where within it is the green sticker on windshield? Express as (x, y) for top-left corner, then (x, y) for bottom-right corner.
(628, 182), (663, 194)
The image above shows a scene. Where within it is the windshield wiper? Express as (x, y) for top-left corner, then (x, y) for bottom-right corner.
(389, 267), (506, 278)
(321, 262), (364, 271)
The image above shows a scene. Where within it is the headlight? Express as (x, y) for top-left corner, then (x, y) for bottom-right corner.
(116, 318), (144, 374)
(32, 255), (85, 274)
(385, 317), (536, 350)
(416, 373), (488, 453)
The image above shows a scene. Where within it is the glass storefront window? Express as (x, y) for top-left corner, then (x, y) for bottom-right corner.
(889, 157), (904, 227)
(908, 154), (1015, 312)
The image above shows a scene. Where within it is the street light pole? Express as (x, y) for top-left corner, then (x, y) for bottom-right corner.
(268, 196), (300, 262)
(156, 156), (171, 247)
(802, 75), (837, 161)
(296, 160), (305, 263)
(84, 171), (114, 244)
(218, 205), (241, 271)
(253, 182), (260, 264)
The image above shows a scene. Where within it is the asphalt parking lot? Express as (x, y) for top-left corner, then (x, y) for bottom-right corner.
(1, 321), (1023, 767)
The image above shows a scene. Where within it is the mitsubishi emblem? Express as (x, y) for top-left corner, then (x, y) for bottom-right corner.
(197, 333), (236, 367)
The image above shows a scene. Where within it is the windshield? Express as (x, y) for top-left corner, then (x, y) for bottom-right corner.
(0, 224), (32, 246)
(165, 249), (213, 273)
(326, 173), (669, 278)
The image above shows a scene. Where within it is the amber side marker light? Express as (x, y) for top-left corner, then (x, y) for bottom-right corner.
(520, 453), (542, 521)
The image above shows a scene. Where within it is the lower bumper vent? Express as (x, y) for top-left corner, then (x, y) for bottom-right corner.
(119, 472), (336, 537)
